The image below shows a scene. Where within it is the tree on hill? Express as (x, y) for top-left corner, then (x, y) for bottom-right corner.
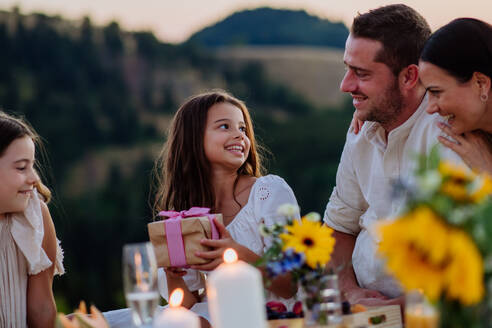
(188, 7), (349, 48)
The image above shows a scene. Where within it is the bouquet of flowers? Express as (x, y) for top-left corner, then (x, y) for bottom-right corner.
(257, 204), (337, 325)
(377, 147), (492, 327)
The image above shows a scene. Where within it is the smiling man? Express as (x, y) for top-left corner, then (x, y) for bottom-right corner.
(323, 4), (462, 308)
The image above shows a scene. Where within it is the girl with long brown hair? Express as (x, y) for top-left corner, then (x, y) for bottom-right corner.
(153, 90), (299, 325)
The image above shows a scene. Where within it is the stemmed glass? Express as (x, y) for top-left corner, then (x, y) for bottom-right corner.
(122, 242), (159, 327)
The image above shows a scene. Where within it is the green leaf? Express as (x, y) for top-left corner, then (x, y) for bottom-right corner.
(427, 144), (441, 171)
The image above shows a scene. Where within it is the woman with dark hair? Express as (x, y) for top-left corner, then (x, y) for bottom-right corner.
(419, 18), (492, 174)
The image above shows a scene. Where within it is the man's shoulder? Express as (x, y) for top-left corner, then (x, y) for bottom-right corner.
(408, 110), (463, 163)
(410, 110), (446, 143)
(345, 122), (378, 145)
(407, 95), (444, 135)
(416, 107), (441, 126)
(342, 122), (385, 162)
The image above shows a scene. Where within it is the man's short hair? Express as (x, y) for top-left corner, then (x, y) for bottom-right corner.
(352, 4), (431, 76)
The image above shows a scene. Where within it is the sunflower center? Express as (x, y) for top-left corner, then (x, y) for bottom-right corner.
(451, 177), (467, 184)
(409, 243), (450, 270)
(303, 238), (314, 247)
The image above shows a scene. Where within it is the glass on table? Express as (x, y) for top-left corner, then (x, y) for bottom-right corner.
(122, 242), (159, 327)
(405, 290), (439, 328)
(302, 273), (343, 326)
(318, 274), (343, 325)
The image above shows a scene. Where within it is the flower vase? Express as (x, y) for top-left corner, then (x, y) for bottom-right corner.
(300, 273), (342, 326)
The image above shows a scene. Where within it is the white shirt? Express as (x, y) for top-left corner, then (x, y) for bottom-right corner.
(323, 97), (462, 298)
(157, 174), (300, 320)
(0, 189), (64, 328)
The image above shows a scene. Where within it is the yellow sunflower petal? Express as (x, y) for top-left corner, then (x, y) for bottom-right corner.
(378, 206), (450, 302)
(470, 174), (492, 203)
(280, 218), (335, 269)
(445, 230), (484, 305)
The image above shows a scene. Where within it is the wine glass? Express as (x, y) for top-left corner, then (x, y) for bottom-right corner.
(405, 290), (439, 328)
(122, 242), (159, 327)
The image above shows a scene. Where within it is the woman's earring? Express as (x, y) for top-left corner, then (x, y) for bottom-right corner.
(481, 93), (488, 102)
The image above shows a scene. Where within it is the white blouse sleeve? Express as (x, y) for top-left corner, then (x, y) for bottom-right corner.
(252, 175), (300, 251)
(10, 189), (64, 275)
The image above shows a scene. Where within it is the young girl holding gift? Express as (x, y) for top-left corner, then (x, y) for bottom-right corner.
(0, 111), (64, 328)
(153, 90), (299, 324)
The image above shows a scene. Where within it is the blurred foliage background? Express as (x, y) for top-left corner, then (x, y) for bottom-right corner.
(0, 6), (354, 311)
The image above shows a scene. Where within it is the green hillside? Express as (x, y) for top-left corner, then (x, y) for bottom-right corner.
(188, 7), (349, 48)
(0, 8), (353, 311)
(215, 46), (346, 108)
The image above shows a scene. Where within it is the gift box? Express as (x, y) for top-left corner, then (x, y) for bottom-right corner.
(148, 207), (223, 268)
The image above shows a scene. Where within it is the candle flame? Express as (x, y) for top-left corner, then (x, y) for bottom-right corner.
(134, 252), (142, 285)
(134, 252), (142, 266)
(223, 248), (238, 264)
(169, 288), (184, 307)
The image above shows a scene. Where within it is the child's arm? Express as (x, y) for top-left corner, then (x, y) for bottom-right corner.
(26, 202), (57, 328)
(164, 268), (202, 309)
(192, 219), (297, 299)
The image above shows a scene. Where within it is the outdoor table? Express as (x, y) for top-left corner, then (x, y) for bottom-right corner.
(103, 304), (402, 328)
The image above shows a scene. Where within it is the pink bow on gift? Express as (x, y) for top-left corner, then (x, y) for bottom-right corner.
(158, 207), (220, 267)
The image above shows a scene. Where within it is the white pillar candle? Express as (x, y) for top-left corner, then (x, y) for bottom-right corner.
(153, 288), (200, 328)
(207, 248), (267, 328)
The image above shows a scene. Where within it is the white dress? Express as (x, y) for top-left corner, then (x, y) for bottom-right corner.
(157, 174), (300, 321)
(0, 189), (64, 328)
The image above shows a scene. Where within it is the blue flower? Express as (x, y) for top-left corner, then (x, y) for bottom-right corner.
(267, 261), (285, 277)
(284, 248), (296, 257)
(281, 249), (305, 271)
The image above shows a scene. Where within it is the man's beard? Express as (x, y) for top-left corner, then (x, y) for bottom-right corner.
(363, 79), (403, 127)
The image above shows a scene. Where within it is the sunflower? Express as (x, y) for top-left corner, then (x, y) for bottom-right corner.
(470, 174), (492, 203)
(378, 206), (451, 301)
(445, 230), (484, 305)
(439, 161), (470, 180)
(438, 161), (492, 203)
(280, 217), (335, 269)
(439, 161), (472, 201)
(379, 206), (485, 304)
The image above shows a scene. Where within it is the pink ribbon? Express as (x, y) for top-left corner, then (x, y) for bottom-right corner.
(158, 207), (219, 267)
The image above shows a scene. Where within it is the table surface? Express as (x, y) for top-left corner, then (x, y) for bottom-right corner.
(268, 305), (402, 328)
(103, 305), (402, 328)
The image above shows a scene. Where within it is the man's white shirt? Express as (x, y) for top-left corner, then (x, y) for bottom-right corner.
(324, 96), (462, 297)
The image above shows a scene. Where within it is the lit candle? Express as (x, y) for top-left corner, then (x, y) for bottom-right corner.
(153, 288), (200, 328)
(207, 248), (267, 328)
